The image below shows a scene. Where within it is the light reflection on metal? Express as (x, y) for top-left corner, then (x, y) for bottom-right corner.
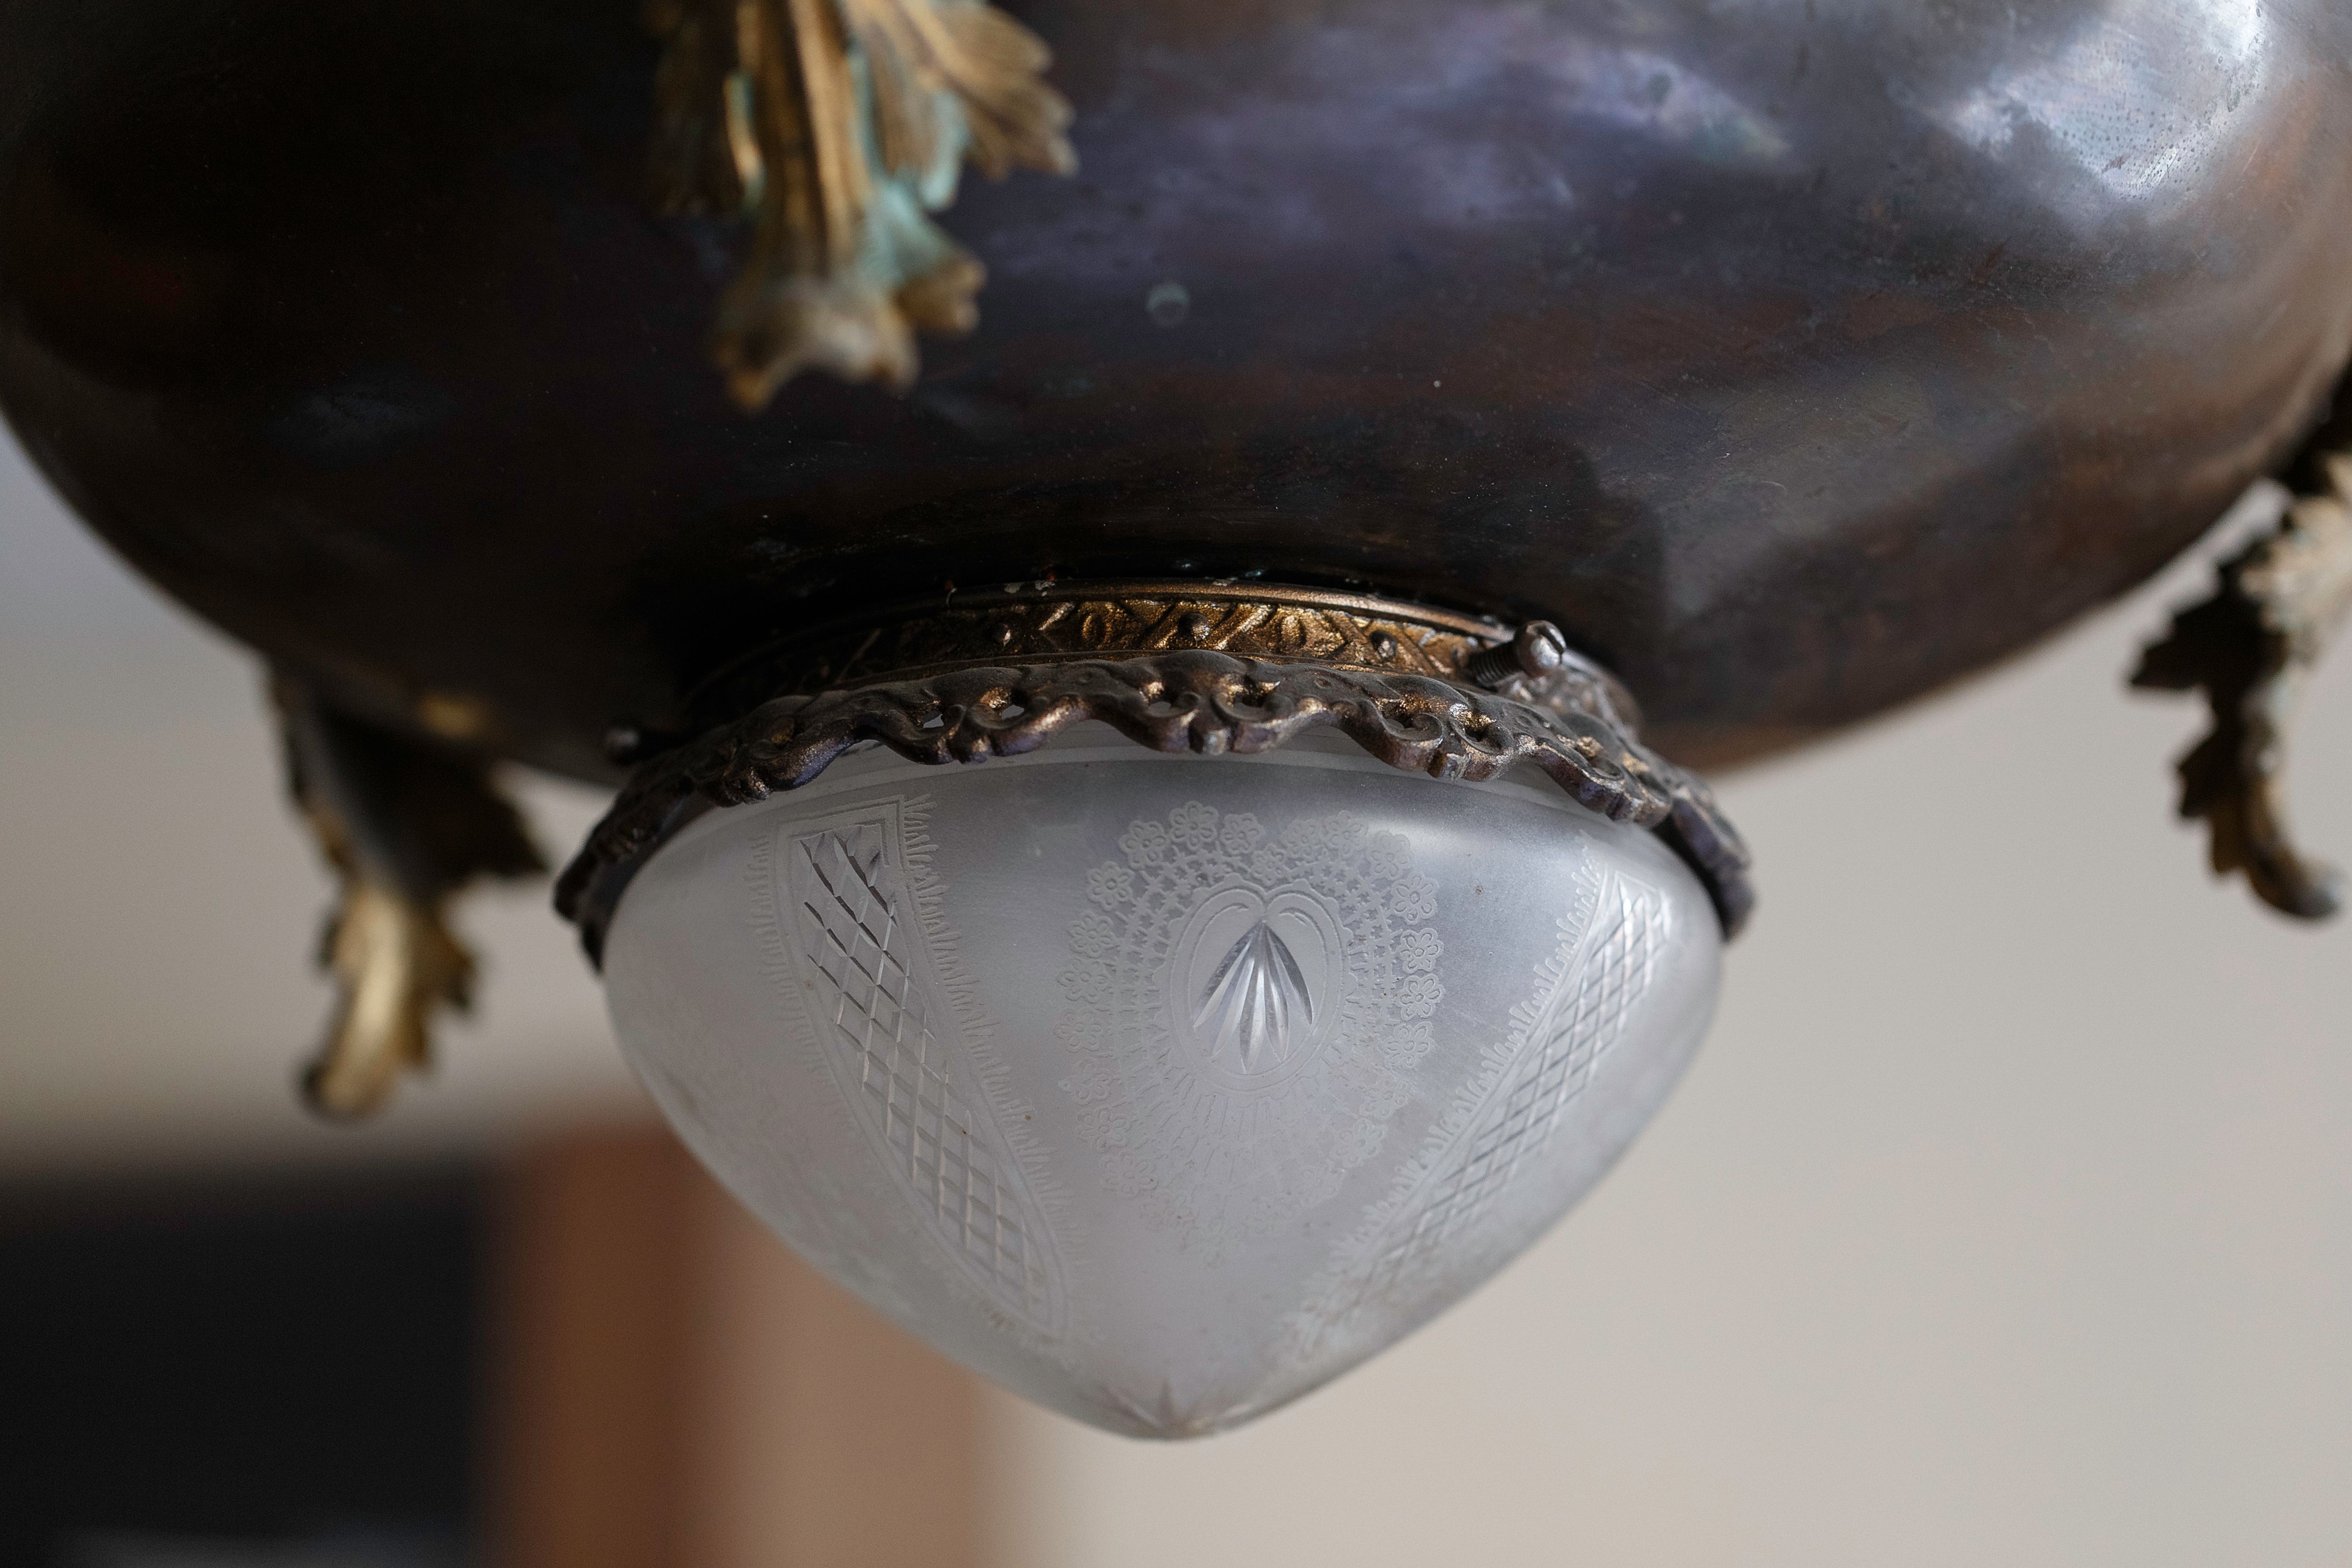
(1937, 0), (2273, 213)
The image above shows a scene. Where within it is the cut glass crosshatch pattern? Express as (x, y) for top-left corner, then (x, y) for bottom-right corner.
(1359, 869), (1669, 1311)
(1278, 858), (1678, 1363)
(782, 801), (1063, 1334)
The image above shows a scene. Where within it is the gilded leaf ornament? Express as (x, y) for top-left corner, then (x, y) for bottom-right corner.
(274, 682), (547, 1119)
(2135, 438), (2352, 921)
(648, 0), (1076, 406)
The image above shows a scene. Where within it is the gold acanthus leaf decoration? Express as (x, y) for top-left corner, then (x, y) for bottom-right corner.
(648, 0), (1075, 408)
(2135, 444), (2352, 921)
(306, 878), (476, 1120)
(275, 682), (547, 1120)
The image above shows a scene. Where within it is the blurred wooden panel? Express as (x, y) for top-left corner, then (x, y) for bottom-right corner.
(490, 1125), (981, 1568)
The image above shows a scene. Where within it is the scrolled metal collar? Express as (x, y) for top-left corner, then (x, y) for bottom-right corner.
(559, 610), (1754, 962)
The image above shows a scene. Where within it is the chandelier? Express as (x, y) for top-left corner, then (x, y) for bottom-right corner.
(3, 0), (2347, 1435)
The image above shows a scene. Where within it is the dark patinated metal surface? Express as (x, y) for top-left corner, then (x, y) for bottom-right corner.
(3, 0), (2350, 777)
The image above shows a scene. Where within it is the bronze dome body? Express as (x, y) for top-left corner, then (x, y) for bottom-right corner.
(3, 0), (2351, 1110)
(5, 0), (2349, 776)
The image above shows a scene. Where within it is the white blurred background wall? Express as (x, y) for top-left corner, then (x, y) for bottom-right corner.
(4, 427), (2348, 1565)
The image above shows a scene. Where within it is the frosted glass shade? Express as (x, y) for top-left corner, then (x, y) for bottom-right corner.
(602, 724), (1722, 1436)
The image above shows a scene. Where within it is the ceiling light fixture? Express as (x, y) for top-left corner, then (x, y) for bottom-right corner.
(2, 0), (2347, 1436)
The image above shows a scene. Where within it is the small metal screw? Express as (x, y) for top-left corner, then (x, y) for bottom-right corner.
(1466, 620), (1571, 688)
(1371, 631), (1401, 660)
(1179, 611), (1215, 640)
(1515, 620), (1570, 676)
(991, 622), (1017, 648)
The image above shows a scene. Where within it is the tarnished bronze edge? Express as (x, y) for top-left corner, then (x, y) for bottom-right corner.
(677, 579), (1516, 708)
(559, 647), (1754, 963)
(656, 579), (1642, 760)
(882, 579), (1520, 640)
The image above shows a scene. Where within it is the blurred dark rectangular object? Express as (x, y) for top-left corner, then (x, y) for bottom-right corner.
(0, 1127), (983, 1568)
(0, 1168), (481, 1566)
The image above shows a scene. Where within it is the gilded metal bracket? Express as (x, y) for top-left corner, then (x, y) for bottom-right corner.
(276, 682), (546, 1118)
(2135, 420), (2352, 921)
(648, 0), (1075, 407)
(559, 585), (1753, 961)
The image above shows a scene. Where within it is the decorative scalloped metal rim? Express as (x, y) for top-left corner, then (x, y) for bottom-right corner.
(557, 649), (1754, 962)
(667, 577), (1647, 749)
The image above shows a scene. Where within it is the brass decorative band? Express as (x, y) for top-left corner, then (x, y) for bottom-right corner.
(678, 580), (1643, 742)
(562, 596), (1754, 960)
